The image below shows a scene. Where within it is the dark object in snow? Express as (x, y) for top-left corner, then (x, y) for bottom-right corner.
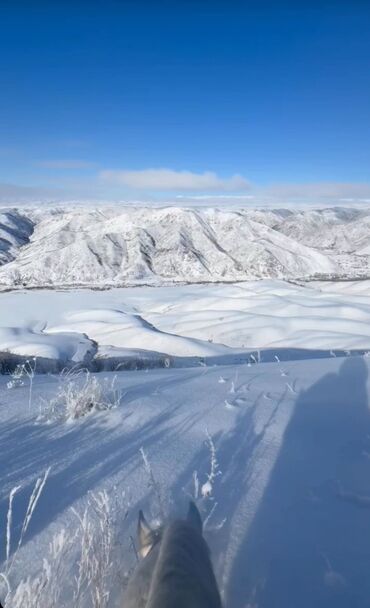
(124, 501), (222, 608)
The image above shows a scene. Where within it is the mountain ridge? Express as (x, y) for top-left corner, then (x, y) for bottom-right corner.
(0, 205), (369, 288)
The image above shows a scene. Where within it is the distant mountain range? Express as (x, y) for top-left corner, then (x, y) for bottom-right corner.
(1, 205), (370, 288)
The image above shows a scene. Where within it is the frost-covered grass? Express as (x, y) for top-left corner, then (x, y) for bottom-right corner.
(37, 369), (122, 423)
(6, 359), (36, 410)
(1, 488), (119, 608)
(1, 429), (220, 608)
(1, 369), (125, 605)
(1, 470), (51, 606)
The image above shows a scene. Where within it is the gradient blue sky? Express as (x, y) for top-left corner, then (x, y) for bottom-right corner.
(1, 1), (370, 203)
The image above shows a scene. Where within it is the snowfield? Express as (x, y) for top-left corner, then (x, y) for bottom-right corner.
(1, 205), (370, 288)
(1, 280), (370, 370)
(1, 354), (370, 607)
(2, 207), (370, 607)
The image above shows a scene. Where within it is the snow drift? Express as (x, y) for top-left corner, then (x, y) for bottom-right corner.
(1, 280), (370, 371)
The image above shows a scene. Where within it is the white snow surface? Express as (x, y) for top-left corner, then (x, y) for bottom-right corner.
(2, 205), (370, 288)
(2, 205), (370, 608)
(1, 280), (370, 367)
(0, 326), (94, 362)
(1, 278), (370, 607)
(1, 354), (370, 607)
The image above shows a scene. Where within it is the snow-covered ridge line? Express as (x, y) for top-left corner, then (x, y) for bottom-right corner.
(0, 205), (370, 287)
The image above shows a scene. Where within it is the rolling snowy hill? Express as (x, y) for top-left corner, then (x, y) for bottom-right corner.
(1, 205), (370, 288)
(1, 280), (370, 371)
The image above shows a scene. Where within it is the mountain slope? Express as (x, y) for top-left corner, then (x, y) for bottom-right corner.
(0, 210), (34, 265)
(0, 205), (369, 287)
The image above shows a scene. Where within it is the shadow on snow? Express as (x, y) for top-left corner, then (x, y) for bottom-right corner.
(225, 356), (370, 608)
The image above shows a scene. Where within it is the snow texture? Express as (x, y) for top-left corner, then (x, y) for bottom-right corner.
(1, 280), (370, 369)
(1, 204), (370, 606)
(1, 354), (370, 607)
(1, 205), (370, 288)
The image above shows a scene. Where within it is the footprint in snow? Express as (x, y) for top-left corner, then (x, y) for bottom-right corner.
(263, 392), (274, 400)
(225, 399), (240, 410)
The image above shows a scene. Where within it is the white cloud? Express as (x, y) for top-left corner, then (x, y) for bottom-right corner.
(2, 176), (370, 208)
(171, 181), (370, 207)
(264, 182), (370, 201)
(176, 194), (255, 200)
(36, 159), (95, 170)
(99, 168), (250, 191)
(0, 182), (62, 203)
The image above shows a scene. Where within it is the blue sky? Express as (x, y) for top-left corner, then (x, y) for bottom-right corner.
(0, 1), (370, 203)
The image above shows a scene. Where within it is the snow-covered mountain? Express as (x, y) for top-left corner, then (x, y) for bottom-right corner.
(0, 210), (34, 265)
(0, 205), (369, 287)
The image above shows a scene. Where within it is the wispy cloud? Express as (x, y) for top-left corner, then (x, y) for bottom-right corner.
(176, 194), (255, 200)
(2, 175), (370, 208)
(36, 159), (96, 170)
(263, 182), (370, 203)
(99, 168), (250, 191)
(0, 182), (62, 203)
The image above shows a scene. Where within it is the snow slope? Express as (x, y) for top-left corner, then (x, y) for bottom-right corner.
(2, 278), (370, 606)
(1, 355), (370, 607)
(1, 280), (370, 369)
(0, 326), (95, 363)
(1, 205), (370, 287)
(0, 211), (34, 265)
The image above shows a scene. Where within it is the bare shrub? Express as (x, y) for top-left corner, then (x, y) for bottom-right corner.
(38, 370), (122, 423)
